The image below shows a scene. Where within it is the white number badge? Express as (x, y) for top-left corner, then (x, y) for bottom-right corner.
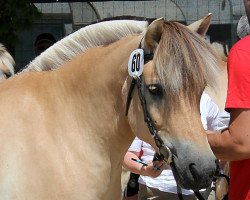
(128, 49), (144, 78)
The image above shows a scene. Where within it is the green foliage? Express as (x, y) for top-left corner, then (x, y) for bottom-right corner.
(0, 0), (41, 47)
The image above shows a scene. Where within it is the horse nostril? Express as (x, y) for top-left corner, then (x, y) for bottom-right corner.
(189, 163), (199, 181)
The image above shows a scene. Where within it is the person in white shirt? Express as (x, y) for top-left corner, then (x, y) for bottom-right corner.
(123, 92), (229, 200)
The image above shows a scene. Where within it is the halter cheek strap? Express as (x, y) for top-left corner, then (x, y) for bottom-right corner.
(124, 40), (153, 116)
(125, 38), (172, 164)
(135, 76), (172, 164)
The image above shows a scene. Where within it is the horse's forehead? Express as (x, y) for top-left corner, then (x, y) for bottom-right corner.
(143, 62), (158, 83)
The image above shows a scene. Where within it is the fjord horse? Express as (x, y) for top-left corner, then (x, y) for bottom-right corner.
(0, 17), (219, 199)
(0, 44), (15, 82)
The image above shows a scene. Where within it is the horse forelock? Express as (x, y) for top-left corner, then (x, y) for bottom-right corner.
(210, 42), (228, 62)
(154, 22), (219, 105)
(24, 20), (148, 72)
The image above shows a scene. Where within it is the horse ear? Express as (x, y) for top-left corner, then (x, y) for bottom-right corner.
(187, 13), (212, 37)
(144, 18), (164, 51)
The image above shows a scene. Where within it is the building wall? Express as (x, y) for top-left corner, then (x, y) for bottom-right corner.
(15, 23), (65, 71)
(92, 0), (233, 24)
(15, 0), (246, 71)
(33, 1), (246, 27)
(93, 1), (185, 22)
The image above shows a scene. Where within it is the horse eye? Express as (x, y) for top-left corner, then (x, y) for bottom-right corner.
(147, 84), (162, 96)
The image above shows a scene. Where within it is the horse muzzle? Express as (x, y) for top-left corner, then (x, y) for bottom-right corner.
(169, 145), (217, 191)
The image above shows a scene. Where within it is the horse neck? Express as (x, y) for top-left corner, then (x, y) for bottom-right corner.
(205, 58), (228, 111)
(55, 34), (140, 160)
(59, 34), (141, 85)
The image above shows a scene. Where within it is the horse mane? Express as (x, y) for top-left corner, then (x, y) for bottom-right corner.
(24, 20), (148, 72)
(210, 42), (228, 62)
(155, 21), (219, 105)
(0, 44), (15, 75)
(95, 15), (156, 24)
(23, 19), (219, 107)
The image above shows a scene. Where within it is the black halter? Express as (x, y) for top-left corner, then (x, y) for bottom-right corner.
(125, 39), (172, 163)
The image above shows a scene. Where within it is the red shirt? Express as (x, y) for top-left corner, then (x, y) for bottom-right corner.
(226, 35), (250, 200)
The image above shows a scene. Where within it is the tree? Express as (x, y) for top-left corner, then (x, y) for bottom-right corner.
(0, 0), (41, 52)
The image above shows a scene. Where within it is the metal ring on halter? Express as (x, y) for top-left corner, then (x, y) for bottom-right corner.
(159, 146), (173, 164)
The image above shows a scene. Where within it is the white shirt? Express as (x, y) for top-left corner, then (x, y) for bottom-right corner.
(128, 92), (230, 195)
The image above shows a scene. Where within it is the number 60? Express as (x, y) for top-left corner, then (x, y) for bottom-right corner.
(131, 54), (141, 72)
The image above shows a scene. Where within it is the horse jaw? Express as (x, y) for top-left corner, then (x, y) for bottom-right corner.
(187, 13), (212, 37)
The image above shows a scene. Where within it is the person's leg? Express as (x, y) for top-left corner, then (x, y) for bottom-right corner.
(138, 184), (196, 200)
(138, 184), (154, 200)
(123, 194), (138, 200)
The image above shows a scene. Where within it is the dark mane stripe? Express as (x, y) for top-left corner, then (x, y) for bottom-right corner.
(155, 21), (219, 105)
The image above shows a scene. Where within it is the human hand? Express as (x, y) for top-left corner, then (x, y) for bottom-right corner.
(141, 160), (165, 178)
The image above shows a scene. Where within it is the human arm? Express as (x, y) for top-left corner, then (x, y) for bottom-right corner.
(208, 108), (250, 161)
(207, 45), (250, 161)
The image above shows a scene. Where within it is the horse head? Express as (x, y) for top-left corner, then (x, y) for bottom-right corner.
(125, 14), (219, 191)
(0, 44), (15, 81)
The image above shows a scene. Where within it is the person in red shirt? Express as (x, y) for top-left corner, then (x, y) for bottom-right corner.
(207, 0), (250, 199)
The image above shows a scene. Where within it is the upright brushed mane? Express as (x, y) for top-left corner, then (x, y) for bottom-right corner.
(210, 42), (228, 62)
(24, 20), (148, 72)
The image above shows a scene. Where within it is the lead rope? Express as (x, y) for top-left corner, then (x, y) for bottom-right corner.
(176, 171), (230, 200)
(177, 184), (205, 200)
(194, 191), (205, 200)
(177, 185), (184, 200)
